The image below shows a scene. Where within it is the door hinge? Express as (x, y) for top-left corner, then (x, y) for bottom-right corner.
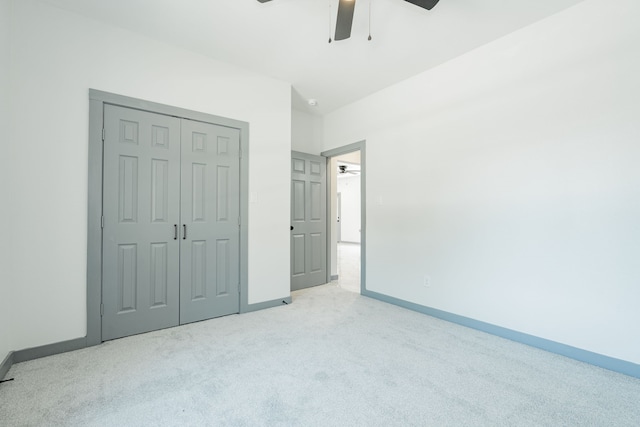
(239, 148), (242, 159)
(102, 128), (105, 142)
(100, 303), (104, 316)
(238, 216), (241, 226)
(101, 215), (104, 228)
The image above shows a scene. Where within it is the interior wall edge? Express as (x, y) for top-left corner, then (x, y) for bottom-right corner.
(363, 289), (640, 379)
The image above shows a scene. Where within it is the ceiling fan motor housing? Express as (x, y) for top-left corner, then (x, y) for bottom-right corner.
(257, 0), (441, 42)
(405, 0), (441, 10)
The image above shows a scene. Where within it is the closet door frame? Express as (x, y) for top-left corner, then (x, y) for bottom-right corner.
(87, 89), (249, 346)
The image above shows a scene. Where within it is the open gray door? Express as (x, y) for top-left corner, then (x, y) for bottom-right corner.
(291, 151), (327, 291)
(102, 105), (181, 340)
(180, 120), (241, 324)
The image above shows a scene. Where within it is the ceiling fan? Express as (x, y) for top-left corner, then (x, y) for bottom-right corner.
(258, 0), (441, 41)
(338, 164), (360, 175)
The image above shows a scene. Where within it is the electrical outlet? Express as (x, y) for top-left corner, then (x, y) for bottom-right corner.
(423, 275), (431, 288)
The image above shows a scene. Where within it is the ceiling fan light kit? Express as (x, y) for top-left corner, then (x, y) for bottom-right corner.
(257, 0), (441, 41)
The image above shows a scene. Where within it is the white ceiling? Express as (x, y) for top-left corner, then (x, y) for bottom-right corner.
(39, 0), (585, 115)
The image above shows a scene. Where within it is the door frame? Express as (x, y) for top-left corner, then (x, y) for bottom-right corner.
(336, 192), (342, 243)
(87, 89), (250, 346)
(321, 141), (366, 294)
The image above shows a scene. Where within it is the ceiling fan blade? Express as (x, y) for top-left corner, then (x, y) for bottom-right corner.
(335, 0), (356, 41)
(404, 0), (440, 10)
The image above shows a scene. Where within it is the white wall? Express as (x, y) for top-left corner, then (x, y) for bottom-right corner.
(0, 0), (13, 363)
(323, 0), (640, 364)
(291, 109), (323, 155)
(337, 175), (361, 243)
(5, 0), (291, 352)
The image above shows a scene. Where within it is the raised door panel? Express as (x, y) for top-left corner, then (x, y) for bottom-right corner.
(292, 180), (306, 221)
(151, 160), (169, 223)
(180, 119), (240, 325)
(190, 240), (207, 300)
(310, 233), (323, 273)
(217, 166), (230, 221)
(192, 163), (207, 222)
(102, 105), (181, 341)
(216, 239), (230, 296)
(150, 243), (169, 308)
(117, 244), (137, 313)
(310, 181), (322, 221)
(292, 234), (306, 276)
(118, 156), (138, 223)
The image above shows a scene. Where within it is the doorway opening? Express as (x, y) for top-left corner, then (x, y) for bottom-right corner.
(321, 141), (366, 294)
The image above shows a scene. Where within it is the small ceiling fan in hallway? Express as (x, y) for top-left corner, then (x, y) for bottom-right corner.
(338, 163), (361, 175)
(257, 0), (441, 41)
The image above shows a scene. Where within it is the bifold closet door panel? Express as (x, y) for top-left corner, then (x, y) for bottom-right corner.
(179, 119), (241, 324)
(102, 105), (181, 341)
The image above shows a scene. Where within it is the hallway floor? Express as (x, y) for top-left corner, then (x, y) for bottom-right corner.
(334, 242), (360, 293)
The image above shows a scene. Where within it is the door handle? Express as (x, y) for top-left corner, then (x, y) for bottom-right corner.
(183, 224), (187, 240)
(174, 224), (178, 240)
(290, 226), (294, 231)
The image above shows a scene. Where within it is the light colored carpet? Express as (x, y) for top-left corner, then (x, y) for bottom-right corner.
(1, 284), (639, 426)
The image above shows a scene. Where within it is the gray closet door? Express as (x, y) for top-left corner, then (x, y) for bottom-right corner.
(291, 151), (327, 291)
(180, 120), (241, 324)
(102, 105), (181, 340)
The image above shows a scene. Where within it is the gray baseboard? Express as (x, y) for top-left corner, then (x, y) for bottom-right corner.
(1, 351), (14, 380)
(13, 338), (88, 364)
(362, 289), (640, 379)
(242, 296), (292, 313)
(330, 275), (339, 281)
(2, 339), (88, 380)
(3, 298), (290, 374)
